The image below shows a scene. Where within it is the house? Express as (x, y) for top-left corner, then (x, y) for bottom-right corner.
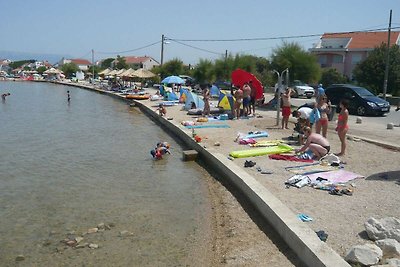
(310, 31), (400, 79)
(0, 59), (12, 73)
(58, 58), (92, 71)
(112, 56), (159, 70)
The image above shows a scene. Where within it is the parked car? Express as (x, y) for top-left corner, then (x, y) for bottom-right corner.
(292, 80), (314, 98)
(179, 75), (196, 86)
(325, 84), (390, 116)
(213, 80), (232, 90)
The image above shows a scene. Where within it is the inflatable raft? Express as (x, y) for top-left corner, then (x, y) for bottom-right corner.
(229, 144), (293, 158)
(126, 94), (150, 100)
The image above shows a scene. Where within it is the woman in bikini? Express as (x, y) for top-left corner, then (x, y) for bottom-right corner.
(315, 96), (331, 138)
(335, 99), (349, 156)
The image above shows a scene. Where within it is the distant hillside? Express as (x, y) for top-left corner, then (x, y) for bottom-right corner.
(0, 50), (72, 64)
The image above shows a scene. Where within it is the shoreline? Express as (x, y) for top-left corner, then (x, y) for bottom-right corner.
(44, 80), (399, 266)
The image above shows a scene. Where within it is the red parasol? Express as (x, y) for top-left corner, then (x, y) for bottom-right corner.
(231, 69), (264, 99)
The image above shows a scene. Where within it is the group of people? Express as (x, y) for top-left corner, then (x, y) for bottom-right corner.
(289, 84), (349, 159)
(232, 80), (258, 119)
(150, 142), (171, 160)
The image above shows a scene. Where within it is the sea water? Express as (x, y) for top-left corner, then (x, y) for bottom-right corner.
(0, 81), (212, 266)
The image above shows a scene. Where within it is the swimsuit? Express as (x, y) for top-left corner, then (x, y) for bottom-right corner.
(282, 106), (291, 117)
(322, 145), (330, 153)
(336, 114), (349, 130)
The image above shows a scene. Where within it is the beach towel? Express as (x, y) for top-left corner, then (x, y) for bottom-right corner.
(285, 162), (341, 175)
(269, 154), (314, 162)
(307, 169), (364, 184)
(185, 124), (230, 129)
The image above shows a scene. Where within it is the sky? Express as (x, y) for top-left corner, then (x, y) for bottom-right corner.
(1, 0), (399, 65)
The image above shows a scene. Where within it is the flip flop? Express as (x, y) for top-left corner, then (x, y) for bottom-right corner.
(316, 230), (328, 242)
(297, 213), (313, 222)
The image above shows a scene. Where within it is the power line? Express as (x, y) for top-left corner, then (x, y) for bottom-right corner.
(96, 40), (161, 55)
(167, 38), (224, 56)
(168, 27), (400, 42)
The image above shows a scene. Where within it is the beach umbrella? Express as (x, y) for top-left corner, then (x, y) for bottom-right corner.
(231, 69), (264, 100)
(99, 68), (112, 75)
(161, 75), (185, 84)
(115, 69), (126, 77)
(131, 68), (156, 78)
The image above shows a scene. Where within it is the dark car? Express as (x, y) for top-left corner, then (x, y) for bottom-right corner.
(325, 84), (390, 116)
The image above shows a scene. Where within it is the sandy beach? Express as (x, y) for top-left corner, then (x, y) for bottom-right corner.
(58, 81), (400, 266)
(134, 87), (400, 265)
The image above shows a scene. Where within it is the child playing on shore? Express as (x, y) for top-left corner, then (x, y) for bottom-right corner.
(157, 103), (166, 117)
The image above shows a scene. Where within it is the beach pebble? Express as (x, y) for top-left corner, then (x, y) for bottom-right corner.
(345, 244), (382, 266)
(75, 243), (89, 249)
(75, 237), (84, 244)
(356, 117), (362, 124)
(87, 227), (98, 234)
(214, 142), (220, 146)
(88, 243), (99, 249)
(387, 123), (394, 129)
(66, 240), (77, 247)
(15, 255), (25, 261)
(119, 230), (133, 237)
(97, 223), (105, 230)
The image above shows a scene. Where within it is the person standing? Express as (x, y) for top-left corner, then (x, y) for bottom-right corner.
(249, 80), (257, 116)
(202, 85), (210, 117)
(335, 99), (349, 156)
(242, 83), (251, 116)
(1, 92), (10, 102)
(234, 86), (244, 119)
(315, 96), (331, 138)
(316, 84), (325, 102)
(281, 87), (292, 129)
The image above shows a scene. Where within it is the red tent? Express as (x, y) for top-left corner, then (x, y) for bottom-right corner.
(231, 69), (264, 100)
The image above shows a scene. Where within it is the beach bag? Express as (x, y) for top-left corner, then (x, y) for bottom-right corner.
(309, 108), (320, 124)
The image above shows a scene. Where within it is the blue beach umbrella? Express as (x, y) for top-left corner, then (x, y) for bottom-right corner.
(161, 75), (185, 84)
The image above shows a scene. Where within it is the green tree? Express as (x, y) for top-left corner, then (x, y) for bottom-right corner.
(160, 58), (184, 78)
(36, 66), (47, 74)
(9, 60), (35, 70)
(61, 63), (79, 78)
(320, 68), (348, 88)
(353, 44), (400, 96)
(115, 55), (128, 70)
(270, 41), (321, 84)
(87, 65), (101, 78)
(192, 59), (214, 84)
(101, 58), (114, 69)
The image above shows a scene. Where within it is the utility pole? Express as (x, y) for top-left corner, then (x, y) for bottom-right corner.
(225, 50), (228, 80)
(383, 9), (392, 100)
(91, 49), (95, 83)
(160, 34), (165, 66)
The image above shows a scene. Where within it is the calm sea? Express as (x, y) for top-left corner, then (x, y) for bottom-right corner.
(0, 81), (212, 266)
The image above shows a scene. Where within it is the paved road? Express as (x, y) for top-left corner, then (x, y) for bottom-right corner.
(263, 93), (400, 148)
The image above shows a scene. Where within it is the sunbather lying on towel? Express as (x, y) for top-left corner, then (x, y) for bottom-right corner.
(295, 126), (330, 160)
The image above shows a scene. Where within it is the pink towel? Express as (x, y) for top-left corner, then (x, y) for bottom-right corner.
(269, 154), (314, 162)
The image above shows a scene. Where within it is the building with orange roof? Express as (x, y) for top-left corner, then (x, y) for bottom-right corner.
(310, 31), (400, 78)
(111, 56), (159, 70)
(58, 58), (92, 71)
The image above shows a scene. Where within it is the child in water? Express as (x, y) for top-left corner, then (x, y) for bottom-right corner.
(150, 142), (171, 159)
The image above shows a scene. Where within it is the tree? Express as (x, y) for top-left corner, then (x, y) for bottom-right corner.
(270, 42), (321, 84)
(353, 44), (400, 96)
(87, 65), (101, 78)
(9, 60), (35, 70)
(320, 68), (348, 88)
(61, 63), (79, 78)
(115, 55), (128, 70)
(101, 58), (114, 69)
(192, 59), (214, 84)
(36, 66), (47, 74)
(160, 58), (184, 78)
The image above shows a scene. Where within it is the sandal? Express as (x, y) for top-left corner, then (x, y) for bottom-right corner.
(340, 188), (353, 196)
(329, 188), (343, 196)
